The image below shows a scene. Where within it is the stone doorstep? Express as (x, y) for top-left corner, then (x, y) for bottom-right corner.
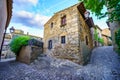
(55, 56), (79, 60)
(0, 58), (16, 62)
(55, 56), (83, 64)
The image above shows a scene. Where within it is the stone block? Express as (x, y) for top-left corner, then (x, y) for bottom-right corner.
(17, 46), (43, 64)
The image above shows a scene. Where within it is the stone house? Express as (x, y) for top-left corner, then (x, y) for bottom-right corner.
(102, 28), (112, 46)
(0, 0), (13, 59)
(44, 2), (94, 64)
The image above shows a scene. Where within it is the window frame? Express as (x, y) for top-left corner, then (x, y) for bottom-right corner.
(50, 22), (53, 28)
(61, 36), (66, 44)
(48, 40), (52, 49)
(61, 15), (66, 26)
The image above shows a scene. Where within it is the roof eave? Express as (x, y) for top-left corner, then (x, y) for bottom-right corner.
(5, 0), (13, 29)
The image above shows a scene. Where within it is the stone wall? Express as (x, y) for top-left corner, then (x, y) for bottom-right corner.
(77, 10), (93, 64)
(2, 45), (15, 59)
(0, 0), (7, 49)
(17, 46), (43, 64)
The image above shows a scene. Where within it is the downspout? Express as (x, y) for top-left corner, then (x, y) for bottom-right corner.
(0, 28), (7, 61)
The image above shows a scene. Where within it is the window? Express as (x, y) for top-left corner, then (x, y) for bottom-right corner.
(61, 15), (66, 26)
(85, 36), (88, 45)
(61, 36), (65, 44)
(51, 22), (53, 28)
(48, 40), (52, 49)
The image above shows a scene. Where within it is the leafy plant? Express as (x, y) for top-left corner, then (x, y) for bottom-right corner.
(94, 28), (104, 44)
(98, 38), (104, 44)
(94, 28), (98, 41)
(115, 29), (120, 55)
(79, 0), (120, 21)
(10, 35), (31, 56)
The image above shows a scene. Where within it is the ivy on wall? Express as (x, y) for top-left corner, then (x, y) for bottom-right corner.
(94, 28), (104, 44)
(115, 29), (120, 55)
(98, 38), (104, 44)
(94, 28), (98, 41)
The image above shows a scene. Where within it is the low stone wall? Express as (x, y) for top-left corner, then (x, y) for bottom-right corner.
(17, 46), (43, 64)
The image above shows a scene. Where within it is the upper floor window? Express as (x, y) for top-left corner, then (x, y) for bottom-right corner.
(61, 15), (66, 26)
(61, 36), (66, 44)
(51, 22), (53, 28)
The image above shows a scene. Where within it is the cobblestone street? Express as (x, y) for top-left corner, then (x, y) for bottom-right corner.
(0, 46), (120, 80)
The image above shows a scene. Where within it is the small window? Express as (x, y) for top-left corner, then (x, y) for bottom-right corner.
(51, 22), (53, 28)
(48, 40), (52, 49)
(61, 36), (66, 44)
(85, 36), (88, 45)
(61, 15), (66, 26)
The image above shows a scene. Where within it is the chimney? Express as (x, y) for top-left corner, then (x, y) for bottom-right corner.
(27, 32), (29, 35)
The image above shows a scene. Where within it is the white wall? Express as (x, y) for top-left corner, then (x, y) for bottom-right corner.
(0, 0), (7, 49)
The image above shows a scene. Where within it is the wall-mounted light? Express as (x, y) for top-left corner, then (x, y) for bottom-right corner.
(9, 26), (15, 33)
(84, 11), (90, 19)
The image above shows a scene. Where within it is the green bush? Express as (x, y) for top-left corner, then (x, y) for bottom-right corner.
(94, 28), (104, 44)
(98, 38), (104, 44)
(94, 28), (98, 41)
(115, 29), (120, 55)
(10, 35), (31, 56)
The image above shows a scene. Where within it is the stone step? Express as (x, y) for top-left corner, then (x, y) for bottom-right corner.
(33, 60), (39, 64)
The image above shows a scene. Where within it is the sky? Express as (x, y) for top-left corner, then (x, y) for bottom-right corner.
(7, 0), (108, 38)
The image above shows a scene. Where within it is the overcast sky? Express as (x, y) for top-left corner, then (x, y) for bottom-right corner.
(7, 0), (108, 37)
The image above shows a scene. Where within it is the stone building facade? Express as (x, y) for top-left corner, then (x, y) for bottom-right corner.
(44, 2), (94, 64)
(102, 28), (112, 46)
(0, 0), (12, 52)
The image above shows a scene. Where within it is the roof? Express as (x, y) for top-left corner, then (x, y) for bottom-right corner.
(102, 28), (111, 36)
(95, 25), (102, 31)
(5, 0), (13, 29)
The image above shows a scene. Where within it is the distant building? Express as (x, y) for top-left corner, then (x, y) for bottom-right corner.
(91, 25), (103, 47)
(1, 33), (15, 59)
(102, 28), (112, 46)
(0, 0), (13, 55)
(44, 2), (94, 64)
(10, 28), (43, 41)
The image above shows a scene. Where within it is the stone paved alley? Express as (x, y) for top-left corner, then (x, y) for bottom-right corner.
(0, 46), (120, 80)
